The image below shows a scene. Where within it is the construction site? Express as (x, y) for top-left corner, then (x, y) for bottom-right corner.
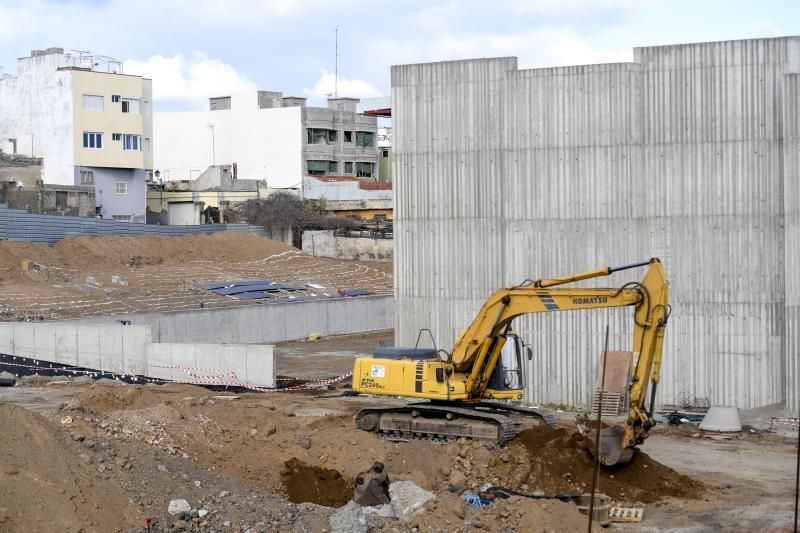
(0, 33), (799, 533)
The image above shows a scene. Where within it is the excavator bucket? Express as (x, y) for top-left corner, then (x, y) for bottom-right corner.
(583, 425), (634, 466)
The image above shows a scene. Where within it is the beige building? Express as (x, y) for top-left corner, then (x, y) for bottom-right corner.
(0, 48), (153, 221)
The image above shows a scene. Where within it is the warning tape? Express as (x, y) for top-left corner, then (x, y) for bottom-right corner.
(774, 418), (800, 427)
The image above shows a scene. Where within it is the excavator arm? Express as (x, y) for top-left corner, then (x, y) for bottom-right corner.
(450, 258), (670, 463)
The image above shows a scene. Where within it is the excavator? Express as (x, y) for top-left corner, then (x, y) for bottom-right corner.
(351, 258), (670, 466)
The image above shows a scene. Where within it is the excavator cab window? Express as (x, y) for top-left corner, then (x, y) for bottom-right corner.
(486, 333), (524, 391)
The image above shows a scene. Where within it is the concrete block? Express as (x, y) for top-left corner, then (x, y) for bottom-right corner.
(76, 325), (102, 370)
(326, 299), (350, 333)
(145, 344), (173, 380)
(33, 323), (57, 359)
(98, 326), (124, 373)
(0, 325), (14, 354)
(54, 324), (78, 366)
(699, 406), (742, 432)
(122, 326), (151, 375)
(170, 344), (197, 380)
(218, 344), (247, 383)
(194, 344), (222, 375)
(13, 323), (36, 358)
(245, 345), (275, 388)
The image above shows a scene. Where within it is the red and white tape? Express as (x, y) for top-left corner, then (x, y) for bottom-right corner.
(774, 418), (800, 427)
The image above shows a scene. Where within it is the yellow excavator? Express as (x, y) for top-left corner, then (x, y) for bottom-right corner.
(352, 258), (670, 466)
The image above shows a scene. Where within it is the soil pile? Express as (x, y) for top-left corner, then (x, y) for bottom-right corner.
(281, 458), (353, 507)
(0, 403), (139, 532)
(75, 383), (163, 412)
(53, 231), (295, 268)
(505, 426), (704, 503)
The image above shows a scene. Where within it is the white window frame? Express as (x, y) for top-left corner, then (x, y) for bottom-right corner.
(115, 182), (128, 194)
(82, 132), (103, 149)
(123, 134), (141, 151)
(82, 94), (104, 111)
(121, 97), (141, 113)
(79, 170), (94, 185)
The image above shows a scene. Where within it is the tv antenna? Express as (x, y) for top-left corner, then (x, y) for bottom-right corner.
(334, 26), (341, 97)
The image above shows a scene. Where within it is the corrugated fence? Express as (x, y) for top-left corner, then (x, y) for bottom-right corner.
(0, 203), (267, 243)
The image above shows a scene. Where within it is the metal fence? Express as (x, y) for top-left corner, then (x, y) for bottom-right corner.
(0, 203), (267, 244)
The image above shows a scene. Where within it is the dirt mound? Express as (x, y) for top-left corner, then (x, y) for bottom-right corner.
(53, 231), (295, 268)
(0, 403), (138, 532)
(415, 492), (599, 532)
(506, 427), (704, 503)
(76, 383), (162, 412)
(281, 458), (353, 507)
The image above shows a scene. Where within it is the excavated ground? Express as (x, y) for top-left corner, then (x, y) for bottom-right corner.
(0, 334), (795, 531)
(0, 232), (392, 320)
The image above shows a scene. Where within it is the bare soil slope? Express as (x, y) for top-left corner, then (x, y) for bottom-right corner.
(0, 403), (140, 532)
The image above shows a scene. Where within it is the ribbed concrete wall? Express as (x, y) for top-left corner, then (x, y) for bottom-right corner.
(785, 73), (800, 414)
(394, 37), (800, 411)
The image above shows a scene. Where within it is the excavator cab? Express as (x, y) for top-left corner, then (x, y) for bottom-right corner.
(485, 332), (529, 395)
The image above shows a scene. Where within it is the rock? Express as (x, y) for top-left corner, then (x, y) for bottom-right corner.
(173, 519), (188, 530)
(294, 436), (312, 449)
(157, 464), (168, 473)
(223, 520), (232, 527)
(190, 509), (199, 518)
(198, 509), (209, 518)
(194, 480), (201, 488)
(329, 500), (369, 533)
(218, 491), (230, 498)
(448, 470), (467, 494)
(168, 499), (192, 516)
(265, 425), (277, 436)
(389, 481), (434, 519)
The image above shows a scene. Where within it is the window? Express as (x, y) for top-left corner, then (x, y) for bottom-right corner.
(82, 132), (103, 149)
(307, 160), (337, 175)
(121, 97), (140, 113)
(79, 170), (94, 185)
(112, 133), (121, 141)
(115, 182), (128, 194)
(382, 149), (389, 158)
(112, 214), (132, 222)
(344, 161), (353, 174)
(355, 131), (375, 147)
(356, 162), (374, 178)
(123, 134), (141, 151)
(306, 128), (336, 145)
(111, 95), (120, 103)
(82, 94), (103, 111)
(344, 131), (353, 143)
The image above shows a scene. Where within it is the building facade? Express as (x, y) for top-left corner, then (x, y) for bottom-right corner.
(154, 91), (379, 189)
(0, 48), (153, 222)
(393, 36), (800, 412)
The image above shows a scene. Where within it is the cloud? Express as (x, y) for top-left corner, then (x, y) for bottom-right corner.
(371, 27), (632, 70)
(303, 68), (382, 103)
(125, 53), (257, 109)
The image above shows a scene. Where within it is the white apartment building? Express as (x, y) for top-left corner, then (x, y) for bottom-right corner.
(0, 48), (153, 222)
(154, 91), (379, 189)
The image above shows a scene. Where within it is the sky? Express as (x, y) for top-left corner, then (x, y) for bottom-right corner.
(0, 0), (797, 111)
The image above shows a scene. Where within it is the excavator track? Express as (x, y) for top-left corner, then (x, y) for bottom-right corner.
(354, 403), (555, 446)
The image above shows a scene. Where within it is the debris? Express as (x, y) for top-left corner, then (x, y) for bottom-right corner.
(307, 332), (322, 341)
(448, 469), (467, 494)
(168, 499), (192, 516)
(60, 416), (73, 425)
(609, 506), (644, 522)
(212, 395), (240, 400)
(388, 480), (434, 519)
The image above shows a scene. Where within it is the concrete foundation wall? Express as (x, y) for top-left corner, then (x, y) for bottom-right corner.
(303, 230), (393, 262)
(64, 295), (395, 344)
(393, 37), (800, 411)
(0, 322), (275, 387)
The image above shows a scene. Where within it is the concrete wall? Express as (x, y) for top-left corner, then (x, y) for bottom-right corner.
(78, 166), (147, 222)
(303, 230), (393, 262)
(154, 98), (303, 188)
(303, 175), (392, 201)
(393, 37), (800, 411)
(0, 51), (75, 184)
(64, 295), (395, 344)
(0, 322), (276, 387)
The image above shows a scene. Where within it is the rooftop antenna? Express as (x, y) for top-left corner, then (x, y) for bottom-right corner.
(334, 26), (340, 98)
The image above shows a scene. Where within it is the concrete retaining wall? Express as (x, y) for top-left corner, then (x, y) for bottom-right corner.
(64, 295), (395, 344)
(0, 322), (275, 387)
(303, 230), (393, 262)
